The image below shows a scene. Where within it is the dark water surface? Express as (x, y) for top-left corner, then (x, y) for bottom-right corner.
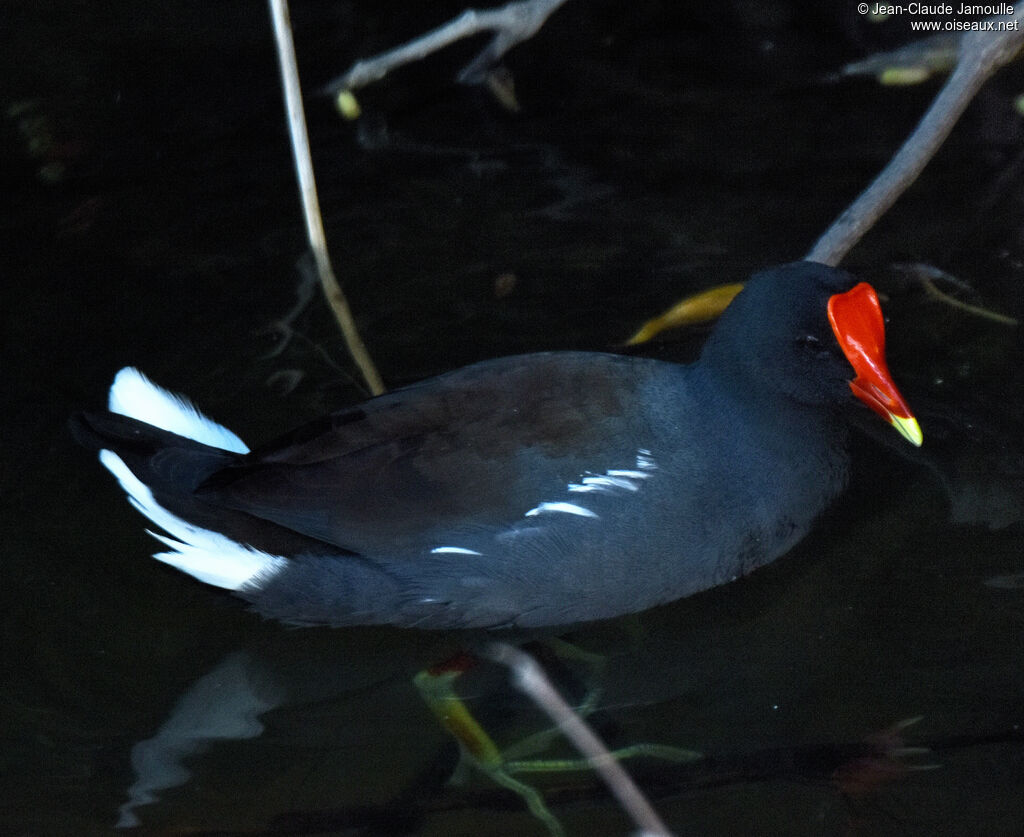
(4, 1), (1024, 834)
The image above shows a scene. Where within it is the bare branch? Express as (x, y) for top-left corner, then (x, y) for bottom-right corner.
(324, 0), (571, 97)
(268, 0), (385, 395)
(807, 9), (1024, 266)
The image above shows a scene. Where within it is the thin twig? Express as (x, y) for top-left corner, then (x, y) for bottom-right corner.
(267, 0), (385, 395)
(487, 642), (675, 837)
(807, 9), (1024, 266)
(323, 0), (571, 96)
(896, 263), (1020, 325)
(838, 32), (959, 85)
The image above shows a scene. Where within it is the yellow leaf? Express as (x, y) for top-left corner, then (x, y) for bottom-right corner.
(626, 283), (744, 345)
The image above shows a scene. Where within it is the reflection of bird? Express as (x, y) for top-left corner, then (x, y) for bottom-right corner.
(72, 261), (920, 630)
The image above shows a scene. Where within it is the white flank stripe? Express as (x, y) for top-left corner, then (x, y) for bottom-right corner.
(569, 475), (641, 493)
(99, 450), (287, 591)
(429, 546), (483, 555)
(606, 469), (652, 480)
(636, 452), (657, 470)
(525, 501), (599, 519)
(109, 367), (249, 453)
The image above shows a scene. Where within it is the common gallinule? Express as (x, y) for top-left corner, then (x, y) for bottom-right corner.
(72, 261), (921, 630)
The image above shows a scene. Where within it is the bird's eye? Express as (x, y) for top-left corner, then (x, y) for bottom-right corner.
(796, 333), (835, 361)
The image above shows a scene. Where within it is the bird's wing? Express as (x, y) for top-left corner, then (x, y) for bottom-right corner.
(196, 352), (663, 554)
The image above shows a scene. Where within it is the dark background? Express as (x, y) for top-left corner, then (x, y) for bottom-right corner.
(3, 1), (1023, 834)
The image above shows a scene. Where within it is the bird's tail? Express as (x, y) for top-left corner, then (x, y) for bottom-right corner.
(70, 368), (287, 591)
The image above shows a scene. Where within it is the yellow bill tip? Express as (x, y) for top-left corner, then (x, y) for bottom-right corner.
(891, 414), (923, 447)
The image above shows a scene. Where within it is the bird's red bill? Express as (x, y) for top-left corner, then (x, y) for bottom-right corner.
(828, 282), (923, 446)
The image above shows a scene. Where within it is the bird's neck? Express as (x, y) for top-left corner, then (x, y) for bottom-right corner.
(687, 359), (847, 455)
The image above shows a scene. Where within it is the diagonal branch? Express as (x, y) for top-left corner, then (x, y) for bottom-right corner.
(807, 9), (1024, 266)
(487, 642), (674, 837)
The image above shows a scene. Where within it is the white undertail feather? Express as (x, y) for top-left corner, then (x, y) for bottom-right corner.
(108, 367), (250, 453)
(99, 450), (287, 590)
